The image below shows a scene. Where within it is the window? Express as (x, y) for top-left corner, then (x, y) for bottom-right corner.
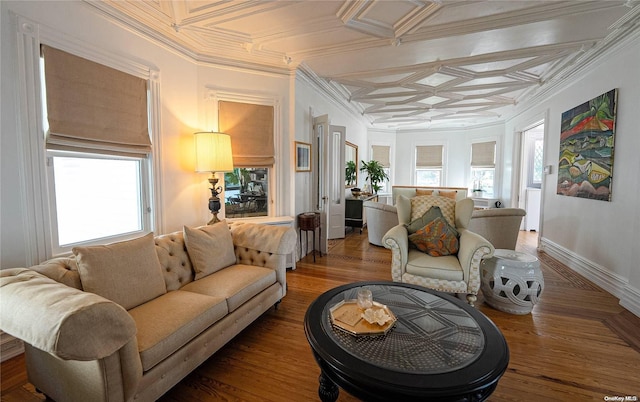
(48, 153), (149, 247)
(470, 141), (496, 195)
(224, 168), (269, 218)
(218, 100), (275, 219)
(41, 45), (153, 254)
(528, 138), (544, 188)
(371, 145), (391, 193)
(415, 145), (443, 186)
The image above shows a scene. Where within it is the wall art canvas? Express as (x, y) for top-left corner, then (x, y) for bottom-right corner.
(557, 89), (618, 201)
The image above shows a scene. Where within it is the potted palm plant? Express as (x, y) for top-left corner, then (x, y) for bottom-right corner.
(360, 160), (389, 194)
(345, 160), (357, 187)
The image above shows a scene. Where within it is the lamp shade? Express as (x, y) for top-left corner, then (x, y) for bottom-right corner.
(194, 132), (234, 173)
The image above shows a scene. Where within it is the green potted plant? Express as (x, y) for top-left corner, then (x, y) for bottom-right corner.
(345, 160), (357, 187)
(360, 160), (389, 194)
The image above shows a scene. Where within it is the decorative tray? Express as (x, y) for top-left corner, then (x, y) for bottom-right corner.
(329, 300), (397, 337)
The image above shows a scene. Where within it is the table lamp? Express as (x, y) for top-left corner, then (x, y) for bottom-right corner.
(194, 132), (234, 224)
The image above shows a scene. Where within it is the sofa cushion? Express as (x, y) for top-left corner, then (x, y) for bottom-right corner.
(183, 222), (237, 280)
(181, 264), (276, 312)
(128, 290), (228, 372)
(73, 233), (167, 310)
(406, 250), (464, 281)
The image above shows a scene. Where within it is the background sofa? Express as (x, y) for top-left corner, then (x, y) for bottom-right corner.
(468, 208), (527, 250)
(0, 221), (295, 402)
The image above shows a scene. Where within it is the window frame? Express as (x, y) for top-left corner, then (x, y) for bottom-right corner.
(206, 89), (282, 220)
(470, 140), (498, 196)
(15, 16), (162, 263)
(45, 150), (153, 255)
(414, 143), (446, 186)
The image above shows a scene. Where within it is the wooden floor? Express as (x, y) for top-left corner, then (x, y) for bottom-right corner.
(2, 230), (640, 401)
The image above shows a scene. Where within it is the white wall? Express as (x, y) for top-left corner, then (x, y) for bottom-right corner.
(505, 34), (640, 314)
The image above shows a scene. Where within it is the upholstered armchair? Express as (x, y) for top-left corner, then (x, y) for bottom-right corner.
(382, 195), (494, 306)
(363, 201), (398, 246)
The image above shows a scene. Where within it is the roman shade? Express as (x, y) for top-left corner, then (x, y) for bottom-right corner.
(218, 101), (275, 167)
(372, 145), (390, 167)
(42, 45), (151, 157)
(471, 141), (496, 167)
(416, 145), (443, 168)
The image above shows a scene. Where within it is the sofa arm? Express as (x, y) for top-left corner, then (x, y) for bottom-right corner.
(0, 268), (137, 361)
(229, 222), (296, 255)
(457, 229), (495, 293)
(382, 224), (409, 281)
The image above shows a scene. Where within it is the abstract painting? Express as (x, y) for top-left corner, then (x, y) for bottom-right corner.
(557, 89), (618, 201)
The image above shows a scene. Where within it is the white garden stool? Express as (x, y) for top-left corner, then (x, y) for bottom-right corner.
(480, 249), (544, 315)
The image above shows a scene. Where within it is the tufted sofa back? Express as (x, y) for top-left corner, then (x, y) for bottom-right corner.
(29, 232), (198, 292)
(28, 224), (293, 294)
(153, 231), (194, 291)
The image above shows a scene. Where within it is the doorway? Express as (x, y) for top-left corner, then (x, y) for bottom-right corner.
(313, 115), (346, 255)
(519, 122), (545, 232)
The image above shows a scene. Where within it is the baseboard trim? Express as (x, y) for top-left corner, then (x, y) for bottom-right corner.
(539, 236), (630, 301)
(621, 284), (640, 319)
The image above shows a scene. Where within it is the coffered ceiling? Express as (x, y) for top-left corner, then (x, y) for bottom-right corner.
(88, 0), (640, 128)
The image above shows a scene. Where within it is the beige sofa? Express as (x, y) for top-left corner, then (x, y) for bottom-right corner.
(0, 221), (295, 402)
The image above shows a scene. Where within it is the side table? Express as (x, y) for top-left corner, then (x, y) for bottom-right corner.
(480, 249), (544, 314)
(298, 212), (321, 262)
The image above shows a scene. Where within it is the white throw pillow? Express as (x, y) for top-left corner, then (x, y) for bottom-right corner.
(183, 221), (237, 280)
(74, 233), (167, 310)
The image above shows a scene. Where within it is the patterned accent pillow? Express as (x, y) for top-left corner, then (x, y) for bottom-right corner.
(410, 195), (456, 227)
(408, 216), (460, 257)
(405, 206), (444, 234)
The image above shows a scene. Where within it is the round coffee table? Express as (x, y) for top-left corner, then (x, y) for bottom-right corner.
(304, 281), (509, 402)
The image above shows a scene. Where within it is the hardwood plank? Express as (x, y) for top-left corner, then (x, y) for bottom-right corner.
(2, 231), (639, 401)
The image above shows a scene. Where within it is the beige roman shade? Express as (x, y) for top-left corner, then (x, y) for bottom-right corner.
(218, 101), (275, 167)
(471, 141), (496, 167)
(372, 145), (390, 167)
(416, 145), (443, 168)
(42, 45), (151, 156)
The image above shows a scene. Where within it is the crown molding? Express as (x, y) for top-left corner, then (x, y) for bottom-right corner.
(296, 64), (372, 127)
(84, 1), (293, 78)
(506, 6), (640, 124)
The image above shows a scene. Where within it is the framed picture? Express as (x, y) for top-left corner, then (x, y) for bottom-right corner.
(295, 141), (312, 172)
(557, 89), (618, 201)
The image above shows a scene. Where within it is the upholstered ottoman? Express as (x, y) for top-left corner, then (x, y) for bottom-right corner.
(480, 249), (544, 314)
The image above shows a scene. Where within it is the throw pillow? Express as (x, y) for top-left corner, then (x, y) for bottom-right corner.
(408, 217), (460, 257)
(415, 189), (433, 196)
(405, 206), (444, 234)
(438, 190), (458, 200)
(183, 221), (236, 280)
(410, 195), (456, 227)
(74, 233), (167, 310)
